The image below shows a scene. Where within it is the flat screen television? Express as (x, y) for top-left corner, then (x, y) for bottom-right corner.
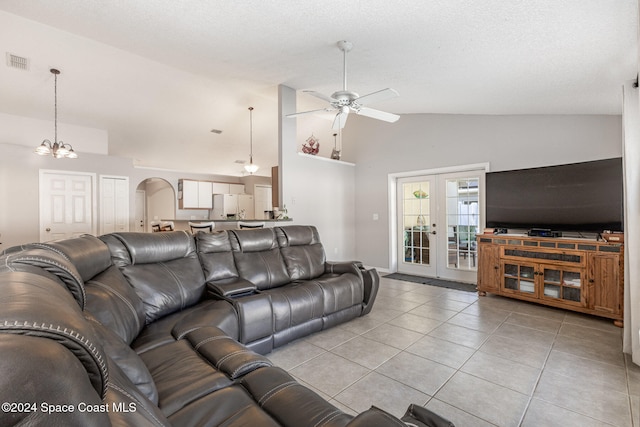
(485, 158), (623, 233)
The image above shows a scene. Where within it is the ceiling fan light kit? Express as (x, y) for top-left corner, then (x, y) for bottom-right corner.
(288, 40), (400, 130)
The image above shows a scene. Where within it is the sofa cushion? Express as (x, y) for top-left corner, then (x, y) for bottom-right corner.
(0, 334), (111, 427)
(104, 358), (171, 427)
(101, 232), (206, 324)
(230, 229), (290, 290)
(167, 385), (281, 427)
(140, 339), (234, 417)
(0, 269), (108, 398)
(1, 247), (86, 309)
(277, 226), (326, 280)
(85, 265), (146, 344)
(241, 367), (354, 427)
(132, 299), (239, 355)
(87, 315), (159, 405)
(104, 231), (196, 265)
(38, 234), (112, 283)
(196, 230), (239, 282)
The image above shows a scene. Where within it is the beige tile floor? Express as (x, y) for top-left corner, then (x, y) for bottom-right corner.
(267, 276), (640, 427)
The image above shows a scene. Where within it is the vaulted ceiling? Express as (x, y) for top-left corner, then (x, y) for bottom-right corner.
(0, 1), (637, 175)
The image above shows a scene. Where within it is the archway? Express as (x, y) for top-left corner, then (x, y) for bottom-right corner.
(135, 178), (175, 232)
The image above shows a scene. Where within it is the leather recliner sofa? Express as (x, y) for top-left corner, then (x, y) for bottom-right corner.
(0, 225), (452, 426)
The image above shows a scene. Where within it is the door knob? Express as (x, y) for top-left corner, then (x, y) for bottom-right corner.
(45, 228), (51, 232)
(431, 230), (437, 235)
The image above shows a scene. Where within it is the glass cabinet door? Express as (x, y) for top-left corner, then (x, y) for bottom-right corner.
(542, 267), (584, 305)
(502, 262), (536, 295)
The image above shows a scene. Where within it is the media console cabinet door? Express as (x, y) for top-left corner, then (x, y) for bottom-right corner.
(588, 252), (622, 317)
(477, 243), (499, 293)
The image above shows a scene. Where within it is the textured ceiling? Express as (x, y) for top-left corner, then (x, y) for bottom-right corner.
(0, 0), (637, 175)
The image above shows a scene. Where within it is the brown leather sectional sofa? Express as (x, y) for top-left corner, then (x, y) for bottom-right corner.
(0, 225), (452, 426)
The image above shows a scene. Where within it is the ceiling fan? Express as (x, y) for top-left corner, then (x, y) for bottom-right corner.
(287, 40), (400, 130)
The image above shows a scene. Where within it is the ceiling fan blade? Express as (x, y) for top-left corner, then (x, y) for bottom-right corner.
(286, 108), (335, 118)
(332, 110), (349, 130)
(356, 88), (399, 106)
(302, 90), (336, 103)
(356, 107), (400, 123)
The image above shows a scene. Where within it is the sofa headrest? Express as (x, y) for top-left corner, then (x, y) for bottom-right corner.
(276, 225), (321, 247)
(0, 270), (108, 398)
(196, 230), (233, 253)
(230, 228), (279, 253)
(101, 231), (196, 265)
(37, 234), (112, 282)
(1, 248), (86, 309)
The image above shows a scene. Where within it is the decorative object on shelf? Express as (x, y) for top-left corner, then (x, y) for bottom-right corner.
(275, 205), (289, 220)
(302, 134), (319, 155)
(413, 189), (428, 199)
(34, 68), (78, 159)
(416, 215), (426, 226)
(244, 106), (259, 174)
(330, 132), (341, 160)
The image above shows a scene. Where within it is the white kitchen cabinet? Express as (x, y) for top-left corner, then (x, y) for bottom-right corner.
(212, 183), (245, 195)
(179, 179), (213, 209)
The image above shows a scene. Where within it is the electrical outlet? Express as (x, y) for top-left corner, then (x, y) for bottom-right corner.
(372, 213), (379, 221)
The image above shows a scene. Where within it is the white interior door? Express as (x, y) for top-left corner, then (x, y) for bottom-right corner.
(135, 190), (146, 232)
(100, 175), (130, 234)
(397, 176), (437, 277)
(39, 170), (96, 242)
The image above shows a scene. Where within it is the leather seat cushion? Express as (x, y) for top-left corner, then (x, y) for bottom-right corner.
(132, 299), (238, 355)
(140, 339), (233, 417)
(168, 386), (281, 427)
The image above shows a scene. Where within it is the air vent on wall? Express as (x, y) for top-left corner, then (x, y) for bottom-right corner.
(6, 53), (30, 70)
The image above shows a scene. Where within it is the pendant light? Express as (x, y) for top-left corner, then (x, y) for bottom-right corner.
(34, 68), (78, 159)
(244, 106), (259, 174)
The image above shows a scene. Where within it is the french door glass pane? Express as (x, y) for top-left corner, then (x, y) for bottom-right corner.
(446, 177), (479, 270)
(402, 181), (430, 265)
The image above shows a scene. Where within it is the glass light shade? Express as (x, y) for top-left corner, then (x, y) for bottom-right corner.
(66, 148), (78, 159)
(35, 141), (52, 155)
(244, 163), (259, 174)
(55, 142), (70, 157)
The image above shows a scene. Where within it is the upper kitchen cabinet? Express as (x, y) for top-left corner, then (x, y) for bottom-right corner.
(178, 179), (213, 209)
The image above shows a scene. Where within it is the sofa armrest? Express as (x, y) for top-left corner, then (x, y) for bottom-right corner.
(345, 406), (406, 426)
(324, 261), (362, 277)
(359, 266), (380, 315)
(206, 277), (257, 298)
(184, 326), (272, 379)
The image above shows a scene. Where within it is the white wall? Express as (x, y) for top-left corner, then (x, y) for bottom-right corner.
(342, 114), (623, 270)
(279, 85), (356, 261)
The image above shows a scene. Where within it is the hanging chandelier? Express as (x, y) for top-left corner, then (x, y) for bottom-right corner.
(244, 106), (259, 174)
(34, 68), (78, 159)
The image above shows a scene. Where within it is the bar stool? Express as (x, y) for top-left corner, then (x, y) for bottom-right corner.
(189, 221), (215, 233)
(237, 221), (265, 229)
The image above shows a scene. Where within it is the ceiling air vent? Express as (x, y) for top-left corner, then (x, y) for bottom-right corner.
(6, 53), (30, 70)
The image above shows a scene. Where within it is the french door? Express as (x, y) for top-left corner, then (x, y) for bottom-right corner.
(397, 170), (483, 283)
